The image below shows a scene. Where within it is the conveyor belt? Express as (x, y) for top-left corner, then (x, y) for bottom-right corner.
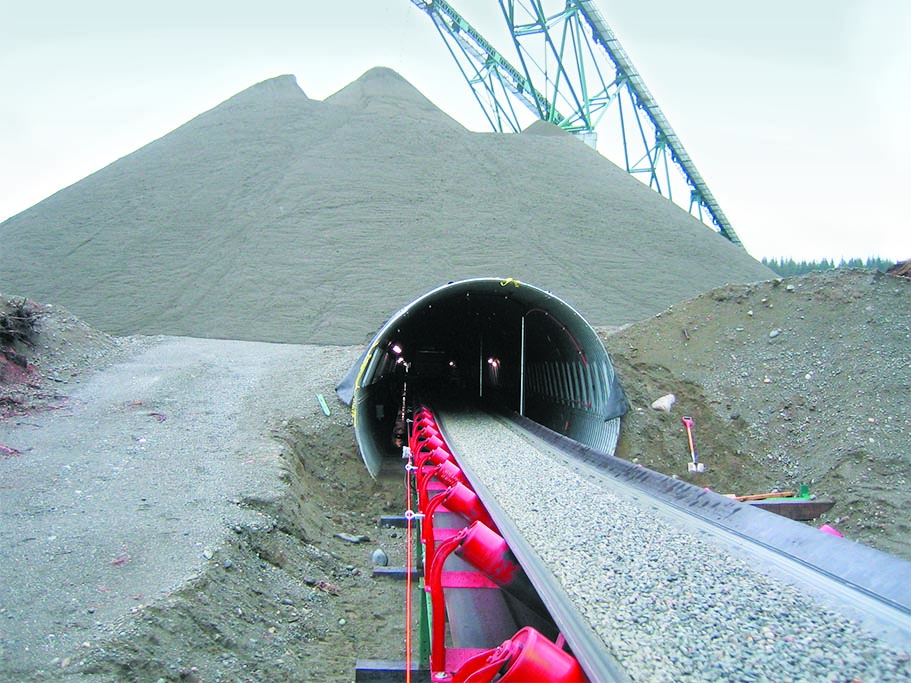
(435, 406), (911, 681)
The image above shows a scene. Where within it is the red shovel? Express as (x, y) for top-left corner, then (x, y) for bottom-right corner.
(681, 416), (705, 472)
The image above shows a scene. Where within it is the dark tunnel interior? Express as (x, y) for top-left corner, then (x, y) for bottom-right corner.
(337, 279), (627, 477)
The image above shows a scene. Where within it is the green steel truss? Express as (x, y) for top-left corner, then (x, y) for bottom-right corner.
(409, 0), (742, 246)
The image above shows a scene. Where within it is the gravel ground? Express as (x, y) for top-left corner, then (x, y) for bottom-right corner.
(1, 302), (407, 682)
(440, 410), (911, 683)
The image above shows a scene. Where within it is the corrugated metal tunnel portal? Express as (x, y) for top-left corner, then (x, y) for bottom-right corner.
(338, 278), (628, 477)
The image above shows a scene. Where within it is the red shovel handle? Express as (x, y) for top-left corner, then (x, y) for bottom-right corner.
(681, 416), (696, 457)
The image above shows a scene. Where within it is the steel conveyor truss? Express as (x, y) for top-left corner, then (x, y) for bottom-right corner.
(408, 0), (742, 245)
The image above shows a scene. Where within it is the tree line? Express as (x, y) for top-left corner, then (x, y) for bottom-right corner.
(760, 256), (899, 277)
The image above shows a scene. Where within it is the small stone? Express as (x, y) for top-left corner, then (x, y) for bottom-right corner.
(650, 394), (676, 412)
(338, 618), (347, 626)
(371, 548), (389, 566)
(769, 329), (781, 338)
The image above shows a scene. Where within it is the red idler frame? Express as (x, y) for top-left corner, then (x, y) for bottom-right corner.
(413, 406), (434, 423)
(451, 626), (587, 683)
(418, 459), (465, 511)
(414, 438), (450, 490)
(412, 413), (437, 433)
(420, 482), (496, 582)
(414, 437), (450, 471)
(456, 521), (551, 622)
(427, 521), (553, 673)
(428, 527), (471, 673)
(420, 487), (458, 584)
(415, 443), (455, 503)
(417, 445), (453, 469)
(410, 421), (442, 454)
(418, 458), (467, 511)
(420, 481), (492, 545)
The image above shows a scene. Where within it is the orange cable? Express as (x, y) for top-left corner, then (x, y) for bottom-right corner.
(404, 448), (414, 683)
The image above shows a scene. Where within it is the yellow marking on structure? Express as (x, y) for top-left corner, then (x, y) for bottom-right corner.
(500, 278), (521, 287)
(351, 344), (377, 428)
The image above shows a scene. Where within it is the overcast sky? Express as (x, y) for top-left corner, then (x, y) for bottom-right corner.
(2, 1), (908, 262)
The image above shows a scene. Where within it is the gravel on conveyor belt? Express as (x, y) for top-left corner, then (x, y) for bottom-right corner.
(438, 410), (911, 683)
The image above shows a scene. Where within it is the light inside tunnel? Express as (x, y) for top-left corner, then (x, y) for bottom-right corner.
(337, 278), (628, 477)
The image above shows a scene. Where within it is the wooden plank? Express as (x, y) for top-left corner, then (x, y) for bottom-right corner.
(749, 499), (835, 521)
(734, 491), (795, 502)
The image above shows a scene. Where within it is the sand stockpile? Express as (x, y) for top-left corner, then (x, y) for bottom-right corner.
(0, 67), (772, 345)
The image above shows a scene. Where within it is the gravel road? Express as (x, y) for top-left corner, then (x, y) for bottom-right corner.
(0, 336), (360, 676)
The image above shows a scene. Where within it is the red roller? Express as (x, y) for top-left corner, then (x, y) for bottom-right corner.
(410, 424), (442, 453)
(436, 459), (465, 487)
(452, 627), (587, 683)
(415, 435), (448, 465)
(443, 482), (494, 529)
(457, 521), (550, 620)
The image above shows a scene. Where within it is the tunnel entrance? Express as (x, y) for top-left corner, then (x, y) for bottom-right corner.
(337, 278), (627, 477)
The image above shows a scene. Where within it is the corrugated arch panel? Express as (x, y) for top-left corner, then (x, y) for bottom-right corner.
(337, 278), (628, 477)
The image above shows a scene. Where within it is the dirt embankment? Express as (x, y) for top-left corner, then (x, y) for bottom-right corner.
(69, 419), (407, 683)
(601, 268), (911, 560)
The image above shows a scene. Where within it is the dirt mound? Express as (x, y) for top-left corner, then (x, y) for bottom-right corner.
(0, 295), (140, 426)
(601, 268), (911, 560)
(887, 259), (911, 277)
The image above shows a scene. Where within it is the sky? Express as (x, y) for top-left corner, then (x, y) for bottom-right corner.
(2, 0), (909, 262)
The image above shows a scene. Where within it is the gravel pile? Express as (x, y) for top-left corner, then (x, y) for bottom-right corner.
(0, 68), (772, 346)
(440, 411), (911, 682)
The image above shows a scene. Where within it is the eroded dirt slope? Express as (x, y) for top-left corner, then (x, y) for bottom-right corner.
(601, 268), (911, 560)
